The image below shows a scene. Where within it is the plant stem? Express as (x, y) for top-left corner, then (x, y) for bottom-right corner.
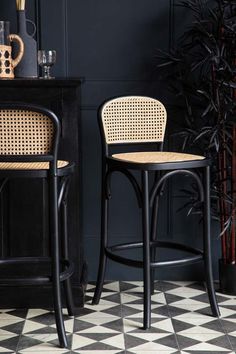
(231, 125), (236, 263)
(219, 146), (227, 262)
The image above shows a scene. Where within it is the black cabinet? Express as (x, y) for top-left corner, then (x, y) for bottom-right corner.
(0, 78), (86, 308)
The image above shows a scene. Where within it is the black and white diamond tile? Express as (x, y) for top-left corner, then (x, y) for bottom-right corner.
(0, 281), (236, 352)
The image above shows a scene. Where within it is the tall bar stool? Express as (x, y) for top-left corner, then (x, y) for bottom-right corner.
(0, 103), (75, 348)
(92, 96), (220, 329)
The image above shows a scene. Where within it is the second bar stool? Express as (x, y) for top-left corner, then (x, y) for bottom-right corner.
(0, 103), (75, 347)
(92, 95), (220, 329)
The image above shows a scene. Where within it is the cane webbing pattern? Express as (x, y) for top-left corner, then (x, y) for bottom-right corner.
(101, 96), (167, 145)
(0, 160), (68, 170)
(112, 151), (205, 164)
(0, 109), (54, 155)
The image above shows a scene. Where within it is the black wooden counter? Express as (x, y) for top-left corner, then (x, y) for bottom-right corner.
(0, 78), (86, 308)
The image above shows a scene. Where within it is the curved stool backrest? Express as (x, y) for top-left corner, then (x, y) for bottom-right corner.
(0, 104), (60, 159)
(100, 96), (167, 146)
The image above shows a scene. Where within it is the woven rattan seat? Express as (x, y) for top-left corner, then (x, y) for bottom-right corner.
(112, 151), (205, 164)
(93, 95), (220, 331)
(0, 160), (69, 170)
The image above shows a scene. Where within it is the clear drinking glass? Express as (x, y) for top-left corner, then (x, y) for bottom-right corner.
(38, 50), (56, 79)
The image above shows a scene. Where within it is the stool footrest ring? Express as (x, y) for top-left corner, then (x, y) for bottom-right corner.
(106, 240), (204, 269)
(0, 257), (74, 285)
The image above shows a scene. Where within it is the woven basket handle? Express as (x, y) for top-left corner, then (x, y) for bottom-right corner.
(9, 34), (24, 68)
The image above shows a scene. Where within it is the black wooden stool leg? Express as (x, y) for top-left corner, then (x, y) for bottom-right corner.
(142, 171), (151, 329)
(0, 178), (8, 257)
(51, 176), (68, 348)
(150, 172), (165, 295)
(150, 194), (159, 295)
(62, 199), (74, 316)
(92, 178), (108, 305)
(203, 166), (220, 317)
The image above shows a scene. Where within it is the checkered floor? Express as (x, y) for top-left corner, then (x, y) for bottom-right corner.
(0, 281), (236, 353)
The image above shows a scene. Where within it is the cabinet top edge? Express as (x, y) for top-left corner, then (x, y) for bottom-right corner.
(0, 77), (84, 87)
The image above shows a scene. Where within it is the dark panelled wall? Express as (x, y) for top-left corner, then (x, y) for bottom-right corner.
(0, 0), (221, 280)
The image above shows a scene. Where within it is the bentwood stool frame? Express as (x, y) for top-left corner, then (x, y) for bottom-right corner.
(92, 96), (220, 329)
(0, 103), (75, 348)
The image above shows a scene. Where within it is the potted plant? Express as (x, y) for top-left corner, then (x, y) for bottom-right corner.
(156, 0), (236, 293)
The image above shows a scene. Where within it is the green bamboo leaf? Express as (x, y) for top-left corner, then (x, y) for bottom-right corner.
(156, 61), (177, 68)
(201, 103), (213, 117)
(194, 129), (211, 142)
(220, 217), (232, 237)
(223, 81), (236, 89)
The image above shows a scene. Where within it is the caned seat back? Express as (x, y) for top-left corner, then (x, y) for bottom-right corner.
(101, 96), (167, 145)
(0, 109), (54, 155)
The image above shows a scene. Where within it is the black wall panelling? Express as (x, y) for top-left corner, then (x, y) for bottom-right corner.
(39, 0), (68, 77)
(0, 0), (221, 282)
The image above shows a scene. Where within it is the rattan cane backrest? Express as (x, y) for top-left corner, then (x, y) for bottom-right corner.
(0, 109), (54, 155)
(101, 96), (167, 145)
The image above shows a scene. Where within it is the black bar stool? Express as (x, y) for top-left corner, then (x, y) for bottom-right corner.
(92, 96), (220, 329)
(0, 103), (75, 348)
